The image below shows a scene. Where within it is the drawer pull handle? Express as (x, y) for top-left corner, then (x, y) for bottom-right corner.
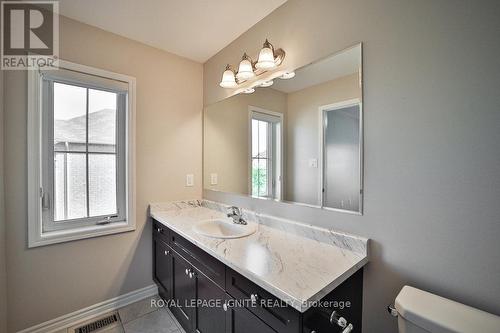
(342, 324), (354, 333)
(164, 250), (170, 256)
(185, 268), (195, 278)
(157, 227), (163, 233)
(330, 311), (353, 333)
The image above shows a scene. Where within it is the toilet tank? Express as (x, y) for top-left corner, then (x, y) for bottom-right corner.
(395, 286), (500, 333)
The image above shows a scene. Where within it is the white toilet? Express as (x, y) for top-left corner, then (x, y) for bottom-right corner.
(394, 286), (500, 333)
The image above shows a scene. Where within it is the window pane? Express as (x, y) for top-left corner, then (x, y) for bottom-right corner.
(252, 159), (259, 196)
(54, 82), (87, 152)
(54, 152), (66, 221)
(89, 89), (117, 153)
(252, 119), (259, 158)
(258, 120), (268, 158)
(67, 153), (88, 219)
(89, 154), (117, 217)
(258, 159), (268, 197)
(252, 158), (268, 197)
(54, 153), (87, 221)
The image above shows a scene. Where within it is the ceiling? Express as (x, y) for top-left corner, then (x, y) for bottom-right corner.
(58, 0), (287, 63)
(272, 45), (361, 93)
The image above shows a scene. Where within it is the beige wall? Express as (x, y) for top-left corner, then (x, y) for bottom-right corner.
(0, 65), (7, 333)
(285, 73), (361, 205)
(3, 16), (203, 332)
(204, 88), (286, 194)
(203, 1), (500, 332)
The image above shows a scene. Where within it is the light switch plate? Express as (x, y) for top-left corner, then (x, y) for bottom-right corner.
(308, 158), (318, 168)
(186, 174), (194, 187)
(210, 173), (218, 185)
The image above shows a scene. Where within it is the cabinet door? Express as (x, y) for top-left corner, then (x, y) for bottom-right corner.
(226, 299), (278, 333)
(171, 250), (196, 332)
(194, 271), (226, 333)
(153, 238), (173, 300)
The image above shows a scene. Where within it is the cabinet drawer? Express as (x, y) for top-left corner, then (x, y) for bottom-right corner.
(226, 297), (279, 333)
(226, 269), (300, 333)
(152, 220), (170, 244)
(170, 230), (226, 288)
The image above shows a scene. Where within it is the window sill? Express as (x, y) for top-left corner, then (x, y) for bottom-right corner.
(28, 221), (136, 248)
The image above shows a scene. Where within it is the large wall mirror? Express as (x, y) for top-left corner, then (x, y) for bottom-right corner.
(204, 44), (363, 214)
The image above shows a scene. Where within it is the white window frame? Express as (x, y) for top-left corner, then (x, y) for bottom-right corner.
(248, 106), (283, 200)
(28, 60), (136, 247)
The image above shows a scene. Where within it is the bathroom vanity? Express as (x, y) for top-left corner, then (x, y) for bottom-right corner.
(150, 201), (368, 333)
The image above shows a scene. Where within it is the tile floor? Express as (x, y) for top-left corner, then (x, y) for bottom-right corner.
(58, 296), (186, 333)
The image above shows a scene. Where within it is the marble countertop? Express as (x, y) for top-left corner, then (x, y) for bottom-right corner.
(150, 200), (369, 313)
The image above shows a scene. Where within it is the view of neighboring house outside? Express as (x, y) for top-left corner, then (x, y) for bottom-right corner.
(53, 82), (118, 221)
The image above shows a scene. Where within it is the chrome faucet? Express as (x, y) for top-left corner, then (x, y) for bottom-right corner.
(227, 206), (247, 225)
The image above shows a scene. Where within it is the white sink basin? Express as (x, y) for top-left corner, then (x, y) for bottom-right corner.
(193, 218), (257, 239)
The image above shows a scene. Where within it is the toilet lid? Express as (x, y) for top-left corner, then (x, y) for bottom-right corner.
(395, 286), (500, 333)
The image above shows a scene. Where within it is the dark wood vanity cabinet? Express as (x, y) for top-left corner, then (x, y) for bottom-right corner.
(226, 304), (279, 333)
(194, 272), (227, 333)
(153, 236), (173, 300)
(170, 248), (196, 331)
(226, 269), (300, 333)
(153, 220), (363, 333)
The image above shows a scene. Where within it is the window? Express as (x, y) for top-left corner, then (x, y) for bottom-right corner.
(249, 108), (282, 200)
(28, 60), (136, 247)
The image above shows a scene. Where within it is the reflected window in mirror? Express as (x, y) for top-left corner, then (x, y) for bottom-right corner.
(250, 109), (283, 200)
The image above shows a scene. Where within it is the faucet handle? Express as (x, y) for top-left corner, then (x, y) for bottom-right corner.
(227, 206), (241, 216)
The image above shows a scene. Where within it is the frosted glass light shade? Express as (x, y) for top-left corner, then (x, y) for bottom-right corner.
(236, 55), (255, 80)
(219, 67), (237, 88)
(256, 46), (276, 69)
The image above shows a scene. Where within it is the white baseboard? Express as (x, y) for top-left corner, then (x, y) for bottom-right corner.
(17, 284), (158, 333)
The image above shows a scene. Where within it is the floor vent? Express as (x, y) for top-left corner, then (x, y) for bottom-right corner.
(74, 312), (120, 333)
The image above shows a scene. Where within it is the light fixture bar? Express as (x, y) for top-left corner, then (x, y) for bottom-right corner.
(219, 38), (287, 90)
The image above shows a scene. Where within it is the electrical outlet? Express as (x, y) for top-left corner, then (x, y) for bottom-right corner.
(210, 173), (218, 185)
(186, 174), (194, 187)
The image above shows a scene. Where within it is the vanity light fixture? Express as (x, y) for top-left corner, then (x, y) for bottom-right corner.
(219, 38), (286, 89)
(219, 65), (237, 88)
(236, 53), (255, 80)
(280, 71), (295, 79)
(256, 39), (277, 69)
(259, 80), (274, 87)
(242, 88), (255, 94)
